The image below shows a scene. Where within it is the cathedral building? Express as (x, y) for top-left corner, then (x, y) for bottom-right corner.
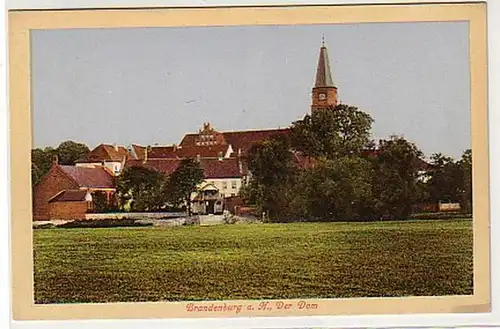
(33, 42), (336, 219)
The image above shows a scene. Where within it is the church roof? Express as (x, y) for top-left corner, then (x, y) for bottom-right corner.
(314, 45), (335, 88)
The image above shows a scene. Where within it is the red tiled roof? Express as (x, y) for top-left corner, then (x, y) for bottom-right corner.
(125, 159), (182, 175)
(131, 144), (146, 160)
(148, 144), (230, 159)
(49, 189), (88, 203)
(222, 129), (290, 156)
(125, 158), (245, 179)
(77, 144), (130, 163)
(180, 128), (290, 157)
(200, 158), (245, 178)
(59, 165), (115, 188)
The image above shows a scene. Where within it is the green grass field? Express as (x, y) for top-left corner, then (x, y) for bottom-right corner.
(33, 220), (473, 303)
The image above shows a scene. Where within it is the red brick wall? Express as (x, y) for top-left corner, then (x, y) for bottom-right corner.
(311, 87), (338, 112)
(49, 201), (89, 220)
(32, 164), (79, 221)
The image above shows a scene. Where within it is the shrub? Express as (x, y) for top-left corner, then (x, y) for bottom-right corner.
(57, 218), (153, 228)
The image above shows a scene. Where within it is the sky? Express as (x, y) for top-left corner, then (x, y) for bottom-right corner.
(31, 21), (470, 159)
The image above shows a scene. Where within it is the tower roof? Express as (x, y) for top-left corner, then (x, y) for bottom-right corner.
(314, 43), (335, 88)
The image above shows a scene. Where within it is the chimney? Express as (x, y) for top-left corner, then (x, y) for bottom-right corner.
(143, 147), (148, 163)
(114, 143), (118, 151)
(173, 143), (177, 151)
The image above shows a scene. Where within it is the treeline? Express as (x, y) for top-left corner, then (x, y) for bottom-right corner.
(241, 104), (472, 222)
(31, 140), (90, 185)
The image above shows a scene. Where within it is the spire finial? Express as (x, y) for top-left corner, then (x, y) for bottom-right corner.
(322, 34), (325, 47)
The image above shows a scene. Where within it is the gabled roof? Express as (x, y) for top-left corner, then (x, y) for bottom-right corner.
(49, 189), (89, 203)
(59, 165), (115, 188)
(130, 144), (147, 160)
(76, 144), (130, 163)
(314, 44), (336, 88)
(125, 159), (181, 175)
(222, 128), (291, 157)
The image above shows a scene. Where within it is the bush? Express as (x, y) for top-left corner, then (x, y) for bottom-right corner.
(33, 223), (56, 229)
(57, 218), (153, 228)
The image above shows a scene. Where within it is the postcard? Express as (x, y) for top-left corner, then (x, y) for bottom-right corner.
(8, 2), (490, 321)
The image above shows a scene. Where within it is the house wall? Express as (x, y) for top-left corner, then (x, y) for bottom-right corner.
(202, 178), (243, 197)
(49, 201), (90, 220)
(32, 165), (79, 221)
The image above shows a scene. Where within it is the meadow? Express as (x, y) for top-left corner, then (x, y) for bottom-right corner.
(33, 220), (473, 303)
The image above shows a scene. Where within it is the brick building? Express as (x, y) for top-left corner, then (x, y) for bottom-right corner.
(32, 158), (115, 220)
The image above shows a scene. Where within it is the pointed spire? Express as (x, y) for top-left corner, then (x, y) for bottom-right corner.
(314, 39), (335, 88)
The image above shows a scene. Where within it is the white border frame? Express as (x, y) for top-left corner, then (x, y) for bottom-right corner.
(2, 0), (498, 328)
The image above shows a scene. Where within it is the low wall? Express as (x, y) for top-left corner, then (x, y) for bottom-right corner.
(85, 212), (187, 220)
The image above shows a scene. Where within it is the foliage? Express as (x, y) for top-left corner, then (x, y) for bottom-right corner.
(370, 136), (425, 219)
(116, 165), (167, 212)
(290, 104), (374, 158)
(457, 149), (472, 213)
(31, 147), (57, 185)
(246, 134), (299, 221)
(295, 156), (374, 221)
(31, 140), (90, 186)
(165, 158), (205, 216)
(33, 220), (473, 303)
(91, 191), (110, 213)
(56, 140), (90, 165)
(57, 218), (153, 228)
(426, 153), (461, 203)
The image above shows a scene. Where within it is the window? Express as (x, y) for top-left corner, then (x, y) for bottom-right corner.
(222, 181), (228, 189)
(231, 180), (237, 189)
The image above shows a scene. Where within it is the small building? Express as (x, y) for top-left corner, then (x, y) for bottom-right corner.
(32, 158), (115, 221)
(48, 189), (93, 220)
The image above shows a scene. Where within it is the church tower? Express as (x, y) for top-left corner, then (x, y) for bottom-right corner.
(311, 40), (338, 113)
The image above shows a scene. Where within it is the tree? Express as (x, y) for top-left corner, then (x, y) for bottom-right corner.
(31, 147), (57, 185)
(371, 136), (424, 219)
(426, 153), (461, 203)
(56, 140), (90, 165)
(296, 156), (373, 221)
(457, 149), (472, 213)
(246, 134), (299, 221)
(165, 158), (205, 216)
(290, 104), (374, 159)
(92, 191), (109, 213)
(116, 165), (166, 212)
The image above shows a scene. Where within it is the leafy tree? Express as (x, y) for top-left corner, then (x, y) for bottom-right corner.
(290, 104), (374, 159)
(31, 147), (57, 185)
(116, 165), (166, 212)
(296, 156), (373, 221)
(246, 134), (299, 221)
(426, 153), (461, 203)
(371, 136), (424, 219)
(92, 191), (109, 213)
(457, 149), (472, 213)
(165, 158), (205, 216)
(56, 140), (90, 165)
